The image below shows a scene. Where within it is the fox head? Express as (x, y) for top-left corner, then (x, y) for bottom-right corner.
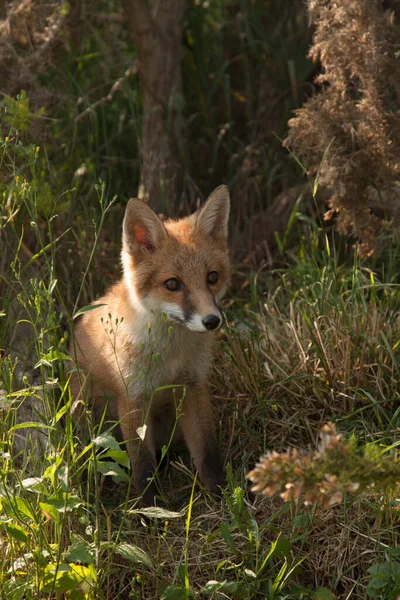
(122, 186), (230, 333)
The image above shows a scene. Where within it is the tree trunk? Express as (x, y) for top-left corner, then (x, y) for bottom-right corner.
(120, 0), (186, 215)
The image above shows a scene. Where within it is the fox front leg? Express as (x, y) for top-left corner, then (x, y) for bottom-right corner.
(117, 395), (158, 504)
(179, 385), (225, 496)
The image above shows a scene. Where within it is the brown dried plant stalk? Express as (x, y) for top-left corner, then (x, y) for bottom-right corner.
(247, 423), (400, 508)
(285, 0), (400, 256)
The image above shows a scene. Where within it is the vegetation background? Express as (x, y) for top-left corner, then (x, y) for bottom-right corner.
(0, 0), (399, 599)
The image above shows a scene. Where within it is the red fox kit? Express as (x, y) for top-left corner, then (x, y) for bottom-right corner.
(70, 186), (230, 504)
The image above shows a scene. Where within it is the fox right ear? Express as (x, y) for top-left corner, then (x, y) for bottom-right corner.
(123, 199), (167, 255)
(195, 185), (230, 243)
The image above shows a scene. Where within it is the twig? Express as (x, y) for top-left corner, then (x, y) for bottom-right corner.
(75, 63), (138, 122)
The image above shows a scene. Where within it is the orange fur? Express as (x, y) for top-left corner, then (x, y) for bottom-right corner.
(69, 186), (230, 503)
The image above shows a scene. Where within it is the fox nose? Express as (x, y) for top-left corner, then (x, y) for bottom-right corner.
(202, 314), (221, 331)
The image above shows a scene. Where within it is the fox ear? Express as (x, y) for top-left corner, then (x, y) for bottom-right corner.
(195, 185), (230, 243)
(123, 199), (167, 255)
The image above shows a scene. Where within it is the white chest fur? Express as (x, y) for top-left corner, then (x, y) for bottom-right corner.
(119, 314), (214, 398)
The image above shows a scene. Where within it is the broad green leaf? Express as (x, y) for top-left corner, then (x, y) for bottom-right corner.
(201, 580), (222, 594)
(393, 562), (400, 584)
(101, 448), (130, 468)
(367, 575), (389, 591)
(311, 587), (337, 600)
(366, 577), (388, 598)
(92, 432), (120, 451)
(39, 502), (61, 522)
(368, 563), (391, 577)
(67, 539), (95, 565)
(57, 466), (69, 492)
(161, 585), (190, 599)
(21, 477), (46, 493)
(115, 542), (153, 568)
(293, 514), (312, 528)
(97, 460), (130, 482)
(12, 496), (36, 521)
(1, 522), (29, 543)
(275, 535), (291, 559)
(129, 506), (185, 519)
(43, 494), (83, 513)
(3, 579), (27, 600)
(201, 580), (248, 598)
(41, 563), (93, 593)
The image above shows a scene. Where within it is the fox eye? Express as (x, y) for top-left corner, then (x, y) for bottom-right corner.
(164, 278), (183, 291)
(207, 271), (219, 285)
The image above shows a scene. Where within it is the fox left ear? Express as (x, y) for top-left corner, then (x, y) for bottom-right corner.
(123, 198), (167, 256)
(195, 185), (230, 243)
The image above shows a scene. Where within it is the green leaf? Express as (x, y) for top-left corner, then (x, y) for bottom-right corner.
(41, 563), (93, 593)
(1, 522), (29, 543)
(200, 580), (249, 598)
(21, 477), (47, 493)
(92, 432), (120, 451)
(115, 542), (153, 568)
(1, 496), (36, 522)
(201, 580), (223, 594)
(35, 350), (72, 368)
(311, 588), (337, 600)
(101, 449), (130, 468)
(48, 279), (58, 294)
(39, 494), (83, 521)
(293, 514), (312, 528)
(368, 576), (390, 590)
(275, 535), (291, 559)
(366, 577), (389, 598)
(97, 460), (130, 482)
(129, 506), (185, 519)
(389, 561), (400, 577)
(57, 466), (69, 492)
(44, 494), (83, 512)
(12, 496), (36, 521)
(53, 403), (70, 425)
(390, 586), (400, 599)
(161, 585), (190, 599)
(73, 304), (106, 319)
(3, 579), (29, 600)
(39, 502), (61, 522)
(368, 563), (391, 577)
(10, 422), (53, 432)
(219, 522), (236, 553)
(67, 539), (95, 565)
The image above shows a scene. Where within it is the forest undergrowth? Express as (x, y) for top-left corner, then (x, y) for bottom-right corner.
(1, 128), (399, 599)
(1, 1), (399, 598)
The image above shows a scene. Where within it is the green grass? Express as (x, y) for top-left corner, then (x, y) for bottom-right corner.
(1, 1), (399, 598)
(1, 130), (399, 598)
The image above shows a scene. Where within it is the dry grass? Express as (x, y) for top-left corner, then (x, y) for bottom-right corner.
(286, 0), (400, 256)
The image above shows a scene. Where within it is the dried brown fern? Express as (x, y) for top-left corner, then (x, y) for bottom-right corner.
(285, 0), (400, 256)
